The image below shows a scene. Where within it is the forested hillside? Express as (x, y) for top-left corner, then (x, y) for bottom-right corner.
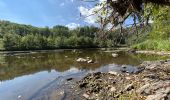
(0, 21), (125, 50)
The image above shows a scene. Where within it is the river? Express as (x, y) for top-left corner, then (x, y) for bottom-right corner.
(0, 49), (169, 100)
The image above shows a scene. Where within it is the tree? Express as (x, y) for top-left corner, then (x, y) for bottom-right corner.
(3, 33), (21, 50)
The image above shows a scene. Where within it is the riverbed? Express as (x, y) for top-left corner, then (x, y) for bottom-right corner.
(0, 49), (169, 100)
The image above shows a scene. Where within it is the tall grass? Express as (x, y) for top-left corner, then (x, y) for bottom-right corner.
(132, 39), (170, 51)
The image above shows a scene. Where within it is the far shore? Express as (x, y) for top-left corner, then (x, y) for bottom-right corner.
(0, 47), (170, 57)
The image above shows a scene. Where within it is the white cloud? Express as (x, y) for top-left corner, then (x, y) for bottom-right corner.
(78, 0), (113, 26)
(66, 23), (80, 29)
(59, 2), (65, 7)
(78, 6), (97, 24)
(70, 0), (74, 2)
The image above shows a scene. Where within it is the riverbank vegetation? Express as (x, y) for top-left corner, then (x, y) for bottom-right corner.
(0, 21), (125, 50)
(132, 5), (170, 51)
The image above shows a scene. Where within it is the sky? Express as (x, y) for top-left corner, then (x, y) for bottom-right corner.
(0, 0), (97, 28)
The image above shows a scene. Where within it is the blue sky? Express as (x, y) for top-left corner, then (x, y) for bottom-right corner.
(0, 0), (133, 29)
(0, 0), (93, 28)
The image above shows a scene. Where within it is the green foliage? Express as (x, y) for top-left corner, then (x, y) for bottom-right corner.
(0, 21), (119, 50)
(131, 5), (170, 51)
(3, 33), (21, 50)
(132, 39), (170, 51)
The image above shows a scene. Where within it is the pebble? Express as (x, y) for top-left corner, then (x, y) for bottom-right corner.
(125, 77), (131, 80)
(110, 87), (116, 92)
(108, 71), (118, 76)
(124, 84), (134, 91)
(59, 91), (64, 95)
(83, 93), (89, 99)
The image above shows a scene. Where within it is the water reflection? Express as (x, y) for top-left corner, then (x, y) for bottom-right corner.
(0, 49), (169, 81)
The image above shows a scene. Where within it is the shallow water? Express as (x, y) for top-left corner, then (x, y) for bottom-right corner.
(0, 49), (169, 100)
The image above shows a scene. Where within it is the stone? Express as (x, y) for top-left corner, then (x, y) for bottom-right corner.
(59, 91), (64, 95)
(124, 84), (134, 91)
(83, 93), (90, 99)
(146, 93), (167, 100)
(66, 78), (73, 81)
(108, 71), (118, 76)
(110, 87), (116, 92)
(112, 53), (118, 57)
(73, 50), (76, 52)
(86, 57), (90, 59)
(145, 64), (156, 70)
(121, 65), (127, 68)
(76, 58), (87, 62)
(79, 83), (88, 88)
(125, 77), (131, 80)
(137, 83), (150, 94)
(87, 59), (93, 63)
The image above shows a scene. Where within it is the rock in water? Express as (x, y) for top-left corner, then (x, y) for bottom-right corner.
(112, 53), (118, 57)
(66, 78), (73, 81)
(108, 71), (118, 76)
(87, 59), (93, 63)
(76, 58), (87, 62)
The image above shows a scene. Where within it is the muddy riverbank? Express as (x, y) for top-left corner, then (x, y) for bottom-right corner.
(51, 59), (170, 100)
(76, 59), (170, 100)
(135, 50), (170, 56)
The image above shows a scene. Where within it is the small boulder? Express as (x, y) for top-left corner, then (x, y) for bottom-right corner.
(86, 57), (90, 59)
(146, 93), (167, 100)
(66, 78), (73, 81)
(108, 71), (118, 76)
(83, 93), (90, 99)
(124, 84), (134, 91)
(125, 77), (131, 80)
(112, 53), (118, 57)
(110, 87), (116, 92)
(87, 59), (93, 63)
(76, 58), (87, 62)
(136, 83), (150, 94)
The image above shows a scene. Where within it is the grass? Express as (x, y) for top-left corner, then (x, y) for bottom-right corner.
(132, 39), (170, 51)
